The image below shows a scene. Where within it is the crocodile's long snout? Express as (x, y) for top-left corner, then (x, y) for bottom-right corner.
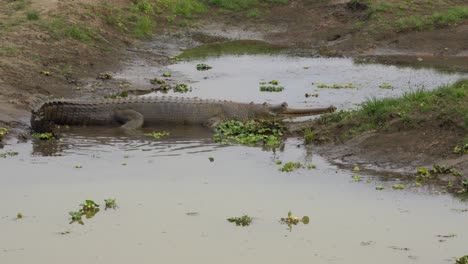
(279, 106), (337, 117)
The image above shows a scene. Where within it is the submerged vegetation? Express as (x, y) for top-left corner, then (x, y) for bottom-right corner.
(214, 120), (286, 148)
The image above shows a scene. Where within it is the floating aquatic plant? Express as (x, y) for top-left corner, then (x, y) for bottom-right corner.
(174, 83), (192, 93)
(214, 120), (286, 148)
(104, 199), (117, 210)
(196, 63), (212, 71)
(379, 82), (393, 89)
(32, 132), (55, 140)
(280, 211), (310, 231)
(259, 85), (284, 92)
(279, 162), (304, 172)
(145, 131), (170, 139)
(227, 215), (252, 226)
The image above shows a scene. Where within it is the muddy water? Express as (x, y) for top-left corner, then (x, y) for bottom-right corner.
(2, 42), (468, 263)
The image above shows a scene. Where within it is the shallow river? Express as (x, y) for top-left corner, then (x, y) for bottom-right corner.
(1, 42), (468, 263)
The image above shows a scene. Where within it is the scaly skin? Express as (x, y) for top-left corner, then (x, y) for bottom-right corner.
(31, 96), (336, 132)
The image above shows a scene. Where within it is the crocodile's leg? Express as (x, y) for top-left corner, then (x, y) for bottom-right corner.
(114, 109), (144, 130)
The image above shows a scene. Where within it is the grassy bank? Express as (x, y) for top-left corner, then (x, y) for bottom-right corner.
(315, 79), (468, 142)
(349, 0), (468, 34)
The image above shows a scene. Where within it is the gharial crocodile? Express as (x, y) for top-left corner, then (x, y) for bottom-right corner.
(31, 96), (336, 132)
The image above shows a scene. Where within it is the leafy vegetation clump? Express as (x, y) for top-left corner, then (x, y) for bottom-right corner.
(32, 132), (55, 140)
(379, 82), (393, 89)
(454, 144), (468, 154)
(104, 91), (129, 99)
(145, 131), (170, 139)
(174, 83), (192, 93)
(392, 184), (405, 190)
(196, 63), (212, 71)
(260, 85), (284, 92)
(375, 185), (385, 190)
(307, 164), (316, 169)
(214, 120), (286, 148)
(0, 127), (7, 141)
(396, 7), (468, 32)
(16, 213), (23, 219)
(352, 174), (362, 182)
(227, 215), (252, 226)
(304, 128), (313, 145)
(305, 93), (319, 98)
(315, 83), (357, 89)
(279, 162), (304, 172)
(0, 152), (18, 158)
(78, 200), (100, 220)
(208, 157), (214, 162)
(260, 80), (284, 92)
(150, 78), (166, 85)
(280, 211), (310, 231)
(69, 211), (84, 225)
(104, 199), (117, 210)
(456, 255), (468, 264)
(162, 72), (172, 77)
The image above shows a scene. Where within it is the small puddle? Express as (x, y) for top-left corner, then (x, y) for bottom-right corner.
(1, 40), (468, 263)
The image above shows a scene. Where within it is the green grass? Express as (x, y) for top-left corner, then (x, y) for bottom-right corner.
(66, 25), (94, 41)
(26, 10), (40, 21)
(0, 45), (21, 56)
(133, 16), (155, 38)
(317, 79), (468, 138)
(396, 7), (468, 31)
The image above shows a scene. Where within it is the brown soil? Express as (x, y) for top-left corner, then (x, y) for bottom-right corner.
(288, 108), (468, 192)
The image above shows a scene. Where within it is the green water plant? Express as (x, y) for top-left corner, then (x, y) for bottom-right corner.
(0, 127), (7, 141)
(304, 128), (313, 145)
(307, 164), (316, 169)
(280, 211), (310, 231)
(104, 199), (117, 210)
(227, 215), (252, 226)
(105, 91), (129, 99)
(454, 144), (468, 154)
(375, 185), (385, 190)
(196, 63), (212, 71)
(162, 72), (172, 77)
(150, 78), (166, 85)
(32, 132), (55, 140)
(69, 211), (84, 225)
(392, 184), (405, 190)
(16, 213), (23, 220)
(259, 85), (284, 92)
(145, 131), (170, 139)
(279, 162), (304, 172)
(456, 255), (468, 264)
(214, 120), (286, 148)
(174, 83), (192, 93)
(352, 174), (362, 182)
(79, 200), (100, 219)
(379, 82), (393, 89)
(208, 157), (214, 162)
(268, 80), (279, 85)
(0, 152), (18, 158)
(305, 93), (319, 98)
